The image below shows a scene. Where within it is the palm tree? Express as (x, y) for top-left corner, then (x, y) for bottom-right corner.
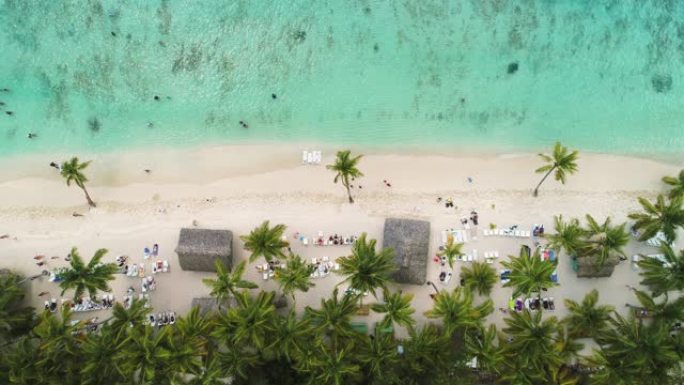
(240, 220), (289, 263)
(274, 253), (315, 304)
(336, 233), (396, 302)
(306, 344), (361, 385)
(358, 331), (400, 385)
(629, 194), (684, 245)
(399, 324), (451, 384)
(57, 247), (118, 301)
(371, 289), (415, 331)
(533, 141), (579, 197)
(438, 235), (464, 269)
(460, 261), (498, 296)
(213, 290), (276, 350)
(174, 306), (216, 359)
(562, 289), (614, 339)
(60, 157), (96, 207)
(581, 215), (630, 266)
(502, 310), (561, 373)
(326, 149), (363, 203)
(637, 244), (684, 297)
(0, 271), (34, 342)
(304, 288), (359, 349)
(501, 246), (557, 299)
(424, 287), (493, 335)
(202, 260), (258, 308)
(591, 313), (681, 385)
(107, 298), (150, 341)
(662, 169), (684, 199)
(217, 341), (259, 381)
(32, 307), (81, 382)
(631, 290), (684, 327)
(465, 324), (503, 377)
(82, 325), (125, 385)
(545, 215), (585, 256)
(267, 310), (311, 362)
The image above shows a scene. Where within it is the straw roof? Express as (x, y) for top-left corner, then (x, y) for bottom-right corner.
(576, 255), (619, 278)
(383, 218), (430, 285)
(175, 228), (232, 272)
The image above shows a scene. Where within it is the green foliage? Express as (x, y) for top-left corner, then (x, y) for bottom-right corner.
(465, 324), (503, 375)
(326, 149), (364, 203)
(424, 287), (493, 335)
(581, 215), (630, 266)
(437, 235), (464, 269)
(662, 169), (684, 199)
(0, 271), (34, 342)
(545, 215), (585, 256)
(371, 289), (415, 331)
(203, 260), (258, 304)
(460, 261), (497, 296)
(637, 244), (684, 297)
(629, 194), (684, 244)
(533, 141), (579, 196)
(240, 220), (289, 263)
(274, 253), (316, 302)
(563, 289), (614, 339)
(214, 290), (276, 350)
(501, 246), (557, 298)
(60, 156), (96, 207)
(304, 288), (359, 348)
(502, 310), (562, 375)
(58, 247), (118, 301)
(336, 233), (396, 299)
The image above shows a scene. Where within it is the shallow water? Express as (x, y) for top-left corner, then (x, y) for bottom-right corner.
(1, 0), (683, 157)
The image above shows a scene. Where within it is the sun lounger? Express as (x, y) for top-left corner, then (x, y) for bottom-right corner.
(302, 150), (309, 164)
(483, 229), (492, 236)
(472, 249), (478, 261)
(312, 151), (322, 164)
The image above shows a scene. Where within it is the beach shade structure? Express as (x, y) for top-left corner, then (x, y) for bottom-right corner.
(175, 228), (233, 272)
(383, 218), (430, 285)
(575, 255), (620, 278)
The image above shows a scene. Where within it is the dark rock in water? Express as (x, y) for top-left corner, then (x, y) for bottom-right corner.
(507, 62), (519, 74)
(293, 30), (306, 43)
(373, 43), (379, 52)
(88, 117), (101, 132)
(651, 74), (672, 93)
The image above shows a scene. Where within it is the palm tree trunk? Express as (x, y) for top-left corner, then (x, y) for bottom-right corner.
(533, 166), (556, 197)
(343, 177), (354, 203)
(81, 185), (96, 207)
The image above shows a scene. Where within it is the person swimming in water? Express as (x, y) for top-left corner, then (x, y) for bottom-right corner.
(1, 88), (10, 92)
(6, 111), (13, 116)
(27, 133), (37, 139)
(271, 93), (277, 99)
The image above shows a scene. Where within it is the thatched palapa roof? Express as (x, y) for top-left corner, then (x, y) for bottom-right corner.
(175, 228), (232, 272)
(576, 255), (619, 278)
(383, 218), (430, 285)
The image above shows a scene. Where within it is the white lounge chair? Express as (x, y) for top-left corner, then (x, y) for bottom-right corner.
(483, 229), (492, 236)
(472, 249), (478, 260)
(307, 152), (314, 164)
(312, 151), (322, 164)
(302, 150), (309, 164)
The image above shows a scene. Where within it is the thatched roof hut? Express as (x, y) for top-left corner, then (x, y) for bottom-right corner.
(383, 218), (430, 285)
(175, 228), (232, 272)
(576, 256), (619, 278)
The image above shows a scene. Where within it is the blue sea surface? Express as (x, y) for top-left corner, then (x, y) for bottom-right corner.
(0, 0), (683, 157)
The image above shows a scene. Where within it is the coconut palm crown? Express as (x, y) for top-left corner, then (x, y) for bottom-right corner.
(60, 157), (97, 207)
(501, 246), (557, 299)
(533, 141), (579, 197)
(202, 260), (258, 305)
(662, 169), (684, 199)
(336, 233), (396, 299)
(424, 287), (493, 335)
(637, 244), (684, 297)
(580, 215), (630, 267)
(460, 261), (498, 296)
(58, 247), (118, 300)
(326, 150), (364, 203)
(438, 235), (464, 269)
(545, 215), (585, 256)
(240, 220), (289, 263)
(628, 194), (684, 245)
(274, 253), (316, 302)
(370, 289), (415, 330)
(563, 289), (615, 339)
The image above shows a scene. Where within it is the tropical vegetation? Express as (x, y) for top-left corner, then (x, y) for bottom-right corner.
(533, 141), (579, 197)
(629, 194), (684, 245)
(326, 149), (363, 203)
(60, 156), (97, 207)
(57, 247), (118, 301)
(240, 220), (289, 263)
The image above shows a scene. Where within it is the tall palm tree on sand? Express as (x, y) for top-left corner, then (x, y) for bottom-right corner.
(460, 261), (498, 296)
(533, 142), (579, 197)
(628, 194), (684, 245)
(424, 287), (493, 335)
(438, 234), (464, 269)
(304, 288), (359, 349)
(662, 169), (684, 199)
(581, 215), (630, 267)
(58, 247), (118, 301)
(637, 244), (684, 297)
(336, 233), (396, 303)
(60, 157), (97, 207)
(202, 260), (258, 308)
(274, 253), (315, 304)
(562, 289), (614, 339)
(240, 220), (289, 263)
(326, 150), (363, 203)
(545, 215), (585, 257)
(370, 289), (415, 330)
(501, 246), (557, 300)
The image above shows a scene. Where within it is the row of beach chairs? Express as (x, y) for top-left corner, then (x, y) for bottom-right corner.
(302, 150), (322, 165)
(510, 297), (556, 312)
(483, 228), (531, 238)
(298, 234), (358, 246)
(441, 229), (469, 245)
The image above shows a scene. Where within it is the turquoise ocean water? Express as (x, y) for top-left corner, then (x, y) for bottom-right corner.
(1, 0), (683, 158)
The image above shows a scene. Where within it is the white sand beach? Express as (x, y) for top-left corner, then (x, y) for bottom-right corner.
(0, 144), (679, 339)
